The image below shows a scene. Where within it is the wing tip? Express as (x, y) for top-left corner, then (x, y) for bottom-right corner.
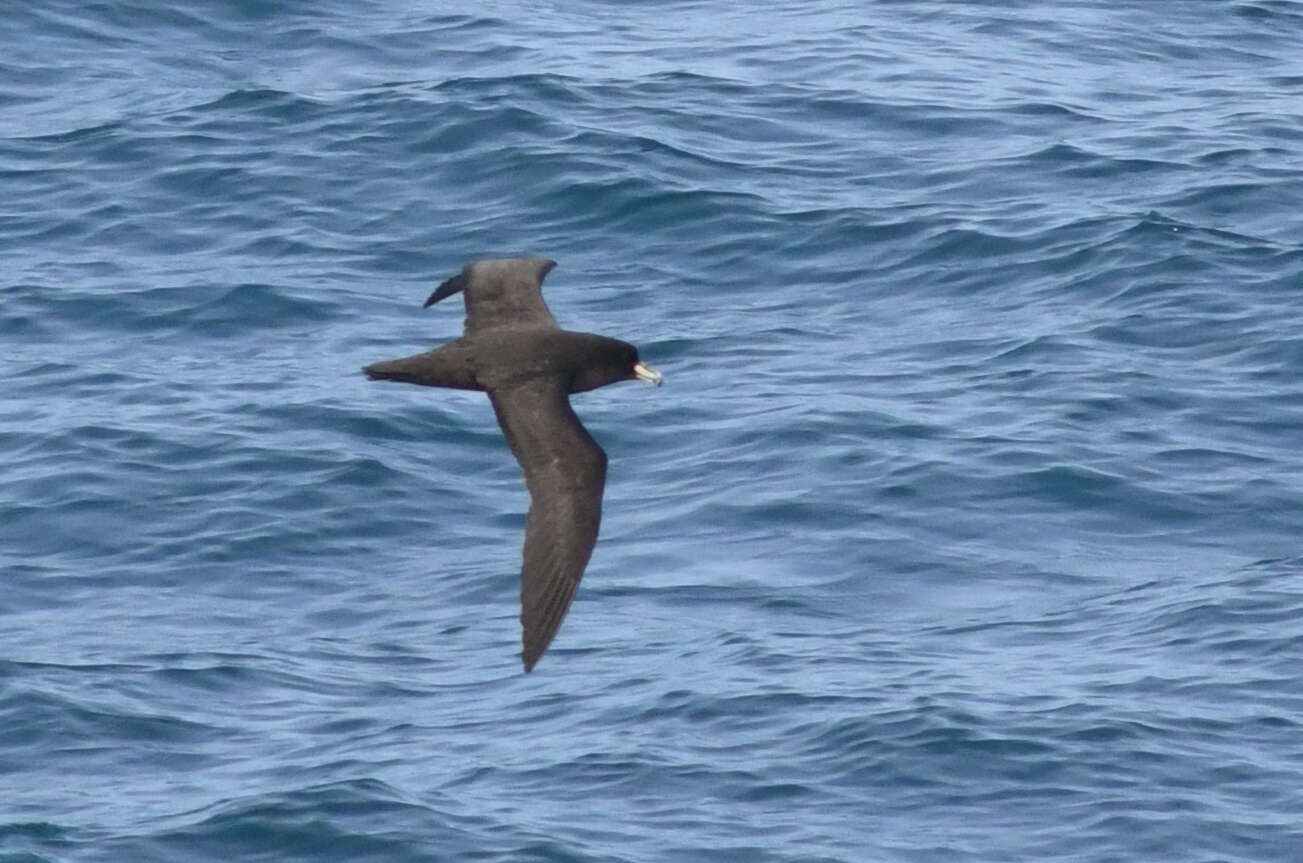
(422, 258), (554, 309)
(522, 641), (545, 673)
(424, 271), (468, 308)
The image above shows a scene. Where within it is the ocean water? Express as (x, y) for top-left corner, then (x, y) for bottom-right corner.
(3, 1), (1303, 860)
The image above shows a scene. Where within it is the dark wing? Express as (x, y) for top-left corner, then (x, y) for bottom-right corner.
(488, 377), (607, 672)
(425, 258), (559, 334)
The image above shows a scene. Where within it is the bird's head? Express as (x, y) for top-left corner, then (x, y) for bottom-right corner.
(568, 336), (663, 393)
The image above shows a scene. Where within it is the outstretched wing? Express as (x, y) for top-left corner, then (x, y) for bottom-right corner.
(425, 258), (559, 334)
(488, 377), (607, 672)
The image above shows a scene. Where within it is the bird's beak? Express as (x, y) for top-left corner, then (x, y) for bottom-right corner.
(633, 361), (663, 387)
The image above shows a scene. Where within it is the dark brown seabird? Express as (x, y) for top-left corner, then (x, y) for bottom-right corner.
(363, 258), (662, 672)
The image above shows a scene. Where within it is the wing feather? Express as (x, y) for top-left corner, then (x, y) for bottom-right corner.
(488, 378), (607, 671)
(424, 258), (558, 334)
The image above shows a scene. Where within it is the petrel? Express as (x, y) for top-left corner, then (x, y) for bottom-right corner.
(363, 258), (662, 672)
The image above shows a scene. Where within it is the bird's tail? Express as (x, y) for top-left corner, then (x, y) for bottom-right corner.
(362, 341), (483, 390)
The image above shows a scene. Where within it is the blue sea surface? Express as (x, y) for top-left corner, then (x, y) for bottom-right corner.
(4, 1), (1303, 861)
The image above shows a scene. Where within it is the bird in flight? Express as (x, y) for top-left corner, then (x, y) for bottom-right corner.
(364, 258), (662, 671)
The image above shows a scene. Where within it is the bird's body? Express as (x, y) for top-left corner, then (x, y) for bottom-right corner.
(363, 258), (661, 671)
